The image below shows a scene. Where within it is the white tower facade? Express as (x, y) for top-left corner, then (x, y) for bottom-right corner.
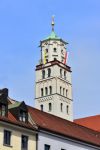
(35, 18), (73, 121)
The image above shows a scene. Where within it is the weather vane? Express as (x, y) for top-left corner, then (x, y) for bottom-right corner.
(51, 15), (55, 31)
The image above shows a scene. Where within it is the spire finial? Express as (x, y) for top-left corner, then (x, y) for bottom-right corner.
(51, 15), (55, 31)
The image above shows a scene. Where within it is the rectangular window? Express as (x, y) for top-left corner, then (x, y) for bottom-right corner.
(4, 130), (11, 146)
(44, 144), (50, 150)
(21, 135), (28, 150)
(0, 104), (6, 117)
(19, 110), (26, 122)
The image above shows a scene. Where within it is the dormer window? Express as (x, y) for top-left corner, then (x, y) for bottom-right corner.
(0, 104), (6, 117)
(19, 110), (26, 122)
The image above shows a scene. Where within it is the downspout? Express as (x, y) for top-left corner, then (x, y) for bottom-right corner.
(36, 133), (38, 150)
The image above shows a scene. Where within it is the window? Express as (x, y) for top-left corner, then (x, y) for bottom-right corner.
(60, 103), (63, 112)
(44, 144), (50, 150)
(4, 130), (11, 146)
(66, 105), (69, 114)
(61, 49), (64, 55)
(21, 135), (28, 150)
(49, 86), (52, 95)
(60, 69), (62, 78)
(0, 104), (6, 117)
(60, 86), (62, 95)
(49, 103), (52, 111)
(48, 68), (51, 77)
(19, 110), (26, 122)
(45, 87), (48, 95)
(64, 71), (66, 80)
(41, 88), (43, 97)
(46, 59), (48, 63)
(46, 49), (48, 53)
(61, 56), (64, 63)
(40, 105), (43, 111)
(66, 89), (68, 97)
(53, 47), (57, 52)
(61, 149), (66, 150)
(63, 88), (65, 96)
(42, 70), (45, 79)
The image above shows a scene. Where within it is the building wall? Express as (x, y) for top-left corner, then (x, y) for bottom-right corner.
(35, 63), (73, 121)
(38, 132), (99, 150)
(0, 122), (36, 150)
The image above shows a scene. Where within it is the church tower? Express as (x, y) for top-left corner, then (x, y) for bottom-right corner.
(35, 17), (73, 121)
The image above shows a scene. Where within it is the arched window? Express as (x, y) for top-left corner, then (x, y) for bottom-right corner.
(53, 48), (57, 52)
(48, 68), (51, 77)
(54, 58), (57, 61)
(42, 70), (45, 79)
(66, 105), (69, 114)
(64, 71), (66, 80)
(49, 86), (52, 95)
(60, 86), (62, 95)
(63, 88), (65, 96)
(41, 88), (43, 97)
(46, 49), (48, 53)
(60, 69), (62, 78)
(46, 59), (48, 63)
(66, 89), (68, 97)
(49, 103), (52, 111)
(45, 87), (48, 95)
(40, 105), (43, 111)
(60, 103), (63, 112)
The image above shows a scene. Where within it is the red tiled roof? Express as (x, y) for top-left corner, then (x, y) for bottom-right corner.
(74, 115), (100, 132)
(1, 98), (100, 147)
(0, 111), (36, 131)
(28, 106), (100, 147)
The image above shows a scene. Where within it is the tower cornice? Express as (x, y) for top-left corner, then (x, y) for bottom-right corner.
(35, 59), (72, 72)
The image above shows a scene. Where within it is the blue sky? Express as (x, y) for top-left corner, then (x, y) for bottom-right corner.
(0, 0), (100, 119)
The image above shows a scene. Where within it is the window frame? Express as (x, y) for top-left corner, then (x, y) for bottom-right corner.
(3, 130), (11, 146)
(42, 70), (45, 79)
(49, 86), (52, 95)
(0, 104), (6, 117)
(60, 103), (63, 112)
(40, 104), (43, 111)
(19, 110), (26, 122)
(53, 47), (57, 52)
(45, 87), (48, 96)
(49, 103), (52, 112)
(21, 135), (28, 150)
(48, 68), (51, 77)
(41, 88), (44, 97)
(44, 144), (50, 150)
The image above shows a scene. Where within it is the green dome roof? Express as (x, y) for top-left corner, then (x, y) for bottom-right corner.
(43, 31), (60, 41)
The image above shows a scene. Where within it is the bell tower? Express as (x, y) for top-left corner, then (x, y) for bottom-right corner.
(35, 17), (73, 121)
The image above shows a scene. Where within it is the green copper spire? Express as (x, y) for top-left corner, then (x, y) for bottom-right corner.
(43, 16), (60, 41)
(42, 16), (67, 44)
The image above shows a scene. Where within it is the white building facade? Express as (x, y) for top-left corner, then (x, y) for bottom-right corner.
(38, 131), (100, 150)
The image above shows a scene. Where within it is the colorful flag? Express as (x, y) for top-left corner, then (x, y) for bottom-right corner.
(64, 51), (69, 64)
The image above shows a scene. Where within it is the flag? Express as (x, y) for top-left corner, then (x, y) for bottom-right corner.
(64, 51), (69, 64)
